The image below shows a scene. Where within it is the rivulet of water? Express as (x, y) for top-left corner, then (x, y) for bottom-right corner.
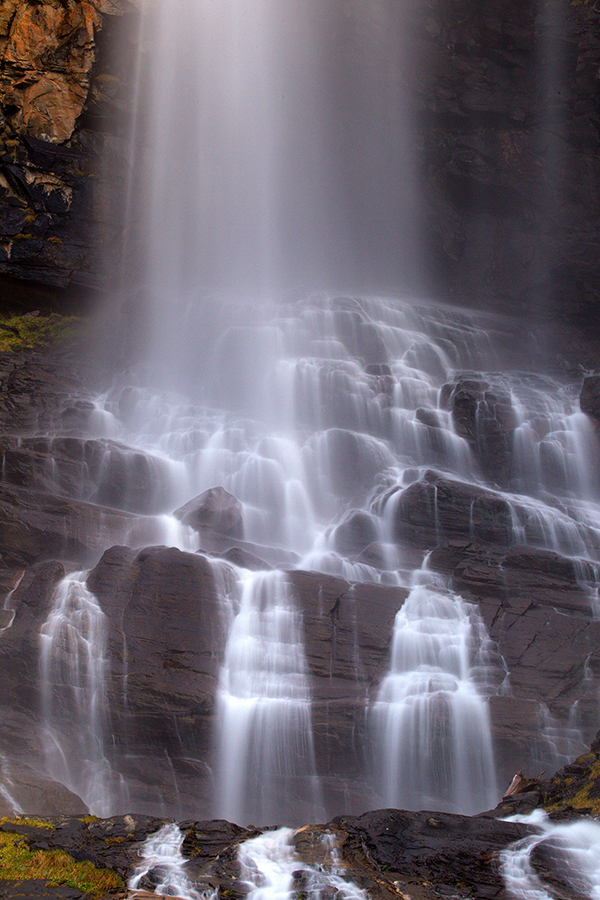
(501, 810), (600, 900)
(129, 823), (215, 900)
(39, 572), (122, 816)
(370, 581), (498, 814)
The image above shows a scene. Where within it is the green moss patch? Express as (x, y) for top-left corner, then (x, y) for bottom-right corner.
(0, 829), (123, 898)
(0, 315), (82, 352)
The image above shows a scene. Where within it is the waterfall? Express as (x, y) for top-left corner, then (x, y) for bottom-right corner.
(6, 0), (595, 825)
(238, 828), (368, 900)
(39, 572), (122, 817)
(370, 580), (498, 814)
(215, 570), (321, 826)
(129, 823), (215, 900)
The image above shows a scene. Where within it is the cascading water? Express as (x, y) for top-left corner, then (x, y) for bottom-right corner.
(5, 0), (597, 827)
(39, 572), (124, 816)
(501, 810), (600, 900)
(129, 823), (214, 900)
(238, 828), (368, 900)
(82, 286), (600, 821)
(215, 569), (321, 826)
(370, 573), (498, 814)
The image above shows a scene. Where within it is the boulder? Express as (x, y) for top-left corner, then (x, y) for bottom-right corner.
(174, 486), (244, 539)
(388, 470), (514, 551)
(331, 510), (379, 556)
(442, 377), (517, 484)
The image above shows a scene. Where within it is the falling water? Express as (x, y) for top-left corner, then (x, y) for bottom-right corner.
(129, 823), (215, 900)
(501, 810), (600, 900)
(238, 828), (368, 900)
(370, 579), (498, 814)
(215, 570), (321, 826)
(11, 0), (598, 824)
(39, 572), (121, 816)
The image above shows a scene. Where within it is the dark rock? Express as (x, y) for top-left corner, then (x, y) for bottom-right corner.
(218, 546), (272, 571)
(580, 374), (600, 421)
(84, 545), (230, 816)
(388, 470), (514, 551)
(175, 486), (244, 539)
(445, 377), (517, 484)
(0, 481), (136, 567)
(0, 435), (174, 515)
(333, 808), (527, 900)
(331, 510), (379, 556)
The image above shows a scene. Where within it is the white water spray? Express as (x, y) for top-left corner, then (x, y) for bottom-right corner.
(215, 570), (321, 826)
(129, 823), (215, 900)
(501, 810), (600, 900)
(371, 582), (498, 814)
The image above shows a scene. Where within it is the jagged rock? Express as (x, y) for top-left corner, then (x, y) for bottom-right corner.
(495, 728), (600, 818)
(175, 486), (244, 539)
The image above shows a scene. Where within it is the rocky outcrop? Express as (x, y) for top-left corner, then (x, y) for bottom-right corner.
(0, 0), (137, 300)
(441, 377), (517, 484)
(175, 486), (245, 539)
(496, 727), (600, 818)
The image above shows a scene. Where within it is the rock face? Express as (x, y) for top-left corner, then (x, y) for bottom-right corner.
(1, 341), (600, 820)
(0, 0), (598, 365)
(0, 0), (136, 298)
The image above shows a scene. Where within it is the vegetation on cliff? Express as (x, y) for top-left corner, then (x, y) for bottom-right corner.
(0, 313), (81, 351)
(0, 818), (124, 898)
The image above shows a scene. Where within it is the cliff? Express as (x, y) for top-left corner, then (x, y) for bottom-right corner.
(0, 0), (137, 308)
(1, 0), (599, 343)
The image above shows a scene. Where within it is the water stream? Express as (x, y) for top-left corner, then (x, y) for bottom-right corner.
(39, 572), (124, 817)
(501, 810), (600, 900)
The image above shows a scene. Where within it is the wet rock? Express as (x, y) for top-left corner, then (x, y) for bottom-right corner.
(218, 546), (272, 571)
(334, 808), (527, 900)
(331, 510), (379, 556)
(0, 760), (87, 817)
(0, 435), (174, 515)
(85, 545), (229, 816)
(428, 538), (600, 785)
(444, 377), (517, 484)
(175, 486), (244, 539)
(580, 374), (600, 422)
(495, 728), (600, 818)
(388, 470), (514, 551)
(318, 428), (394, 501)
(0, 481), (135, 567)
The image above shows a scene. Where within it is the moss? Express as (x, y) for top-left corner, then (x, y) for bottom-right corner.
(562, 758), (600, 814)
(0, 830), (123, 898)
(0, 314), (82, 352)
(104, 834), (134, 845)
(0, 817), (54, 831)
